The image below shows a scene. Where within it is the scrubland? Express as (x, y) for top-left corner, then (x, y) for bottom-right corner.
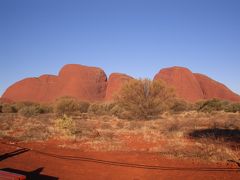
(0, 79), (239, 163)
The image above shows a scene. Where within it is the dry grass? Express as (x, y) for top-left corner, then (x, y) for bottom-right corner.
(0, 111), (239, 162)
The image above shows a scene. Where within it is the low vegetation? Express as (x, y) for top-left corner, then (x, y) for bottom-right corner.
(115, 79), (175, 119)
(0, 80), (240, 163)
(55, 114), (77, 136)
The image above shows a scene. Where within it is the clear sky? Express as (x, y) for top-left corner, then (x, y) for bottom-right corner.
(0, 0), (240, 96)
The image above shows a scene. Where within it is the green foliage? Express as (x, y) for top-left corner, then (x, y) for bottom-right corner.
(115, 79), (175, 119)
(196, 99), (229, 113)
(55, 114), (76, 135)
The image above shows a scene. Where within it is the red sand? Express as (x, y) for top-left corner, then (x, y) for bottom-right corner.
(0, 141), (239, 180)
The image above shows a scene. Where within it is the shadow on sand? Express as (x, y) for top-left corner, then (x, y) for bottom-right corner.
(188, 128), (240, 144)
(0, 148), (29, 161)
(1, 167), (58, 180)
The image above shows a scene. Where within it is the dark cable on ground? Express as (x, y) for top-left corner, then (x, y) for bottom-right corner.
(0, 141), (239, 172)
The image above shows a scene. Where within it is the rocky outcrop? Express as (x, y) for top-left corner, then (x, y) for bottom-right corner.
(154, 67), (204, 102)
(2, 64), (107, 102)
(154, 66), (240, 102)
(194, 73), (240, 102)
(2, 64), (240, 103)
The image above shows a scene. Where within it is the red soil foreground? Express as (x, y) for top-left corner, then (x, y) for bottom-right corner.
(0, 140), (239, 180)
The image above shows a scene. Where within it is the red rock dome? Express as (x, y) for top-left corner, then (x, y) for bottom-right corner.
(194, 73), (240, 102)
(2, 64), (240, 103)
(154, 67), (204, 102)
(2, 64), (107, 102)
(154, 66), (240, 102)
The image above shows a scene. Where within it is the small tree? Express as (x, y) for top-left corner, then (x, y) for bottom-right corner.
(115, 79), (175, 119)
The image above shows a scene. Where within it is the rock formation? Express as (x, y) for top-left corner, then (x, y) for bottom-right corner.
(154, 67), (204, 102)
(154, 66), (240, 102)
(2, 64), (107, 102)
(194, 73), (240, 102)
(2, 64), (240, 103)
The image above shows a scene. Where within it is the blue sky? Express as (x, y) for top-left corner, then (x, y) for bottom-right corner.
(0, 0), (240, 96)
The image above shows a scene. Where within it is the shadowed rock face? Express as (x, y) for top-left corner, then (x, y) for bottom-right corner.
(2, 64), (240, 103)
(154, 66), (240, 102)
(105, 73), (133, 101)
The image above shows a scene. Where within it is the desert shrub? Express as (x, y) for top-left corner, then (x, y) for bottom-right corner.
(196, 99), (229, 113)
(88, 103), (116, 116)
(78, 101), (90, 113)
(13, 101), (37, 112)
(39, 104), (54, 113)
(54, 97), (79, 116)
(55, 114), (76, 135)
(18, 105), (42, 117)
(0, 103), (2, 113)
(1, 104), (17, 113)
(13, 102), (53, 117)
(115, 79), (175, 119)
(171, 100), (190, 113)
(225, 103), (240, 113)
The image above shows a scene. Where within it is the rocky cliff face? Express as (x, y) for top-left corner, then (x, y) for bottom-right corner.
(2, 64), (240, 103)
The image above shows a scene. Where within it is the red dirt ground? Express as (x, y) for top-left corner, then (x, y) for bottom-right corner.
(0, 140), (239, 180)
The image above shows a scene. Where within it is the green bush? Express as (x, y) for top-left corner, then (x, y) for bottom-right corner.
(54, 97), (79, 116)
(196, 99), (229, 113)
(1, 104), (17, 113)
(115, 79), (175, 119)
